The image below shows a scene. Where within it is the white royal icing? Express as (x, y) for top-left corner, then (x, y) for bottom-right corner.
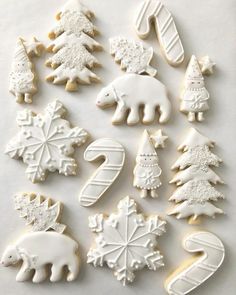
(87, 196), (166, 285)
(9, 37), (43, 104)
(109, 36), (157, 76)
(165, 231), (225, 295)
(198, 56), (216, 76)
(79, 138), (125, 206)
(5, 100), (88, 183)
(133, 130), (163, 198)
(134, 0), (184, 66)
(96, 73), (171, 125)
(14, 193), (66, 233)
(180, 55), (210, 122)
(151, 129), (168, 148)
(46, 0), (101, 91)
(1, 231), (79, 283)
(169, 128), (224, 222)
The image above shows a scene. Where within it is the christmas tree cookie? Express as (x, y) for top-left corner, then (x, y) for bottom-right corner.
(46, 0), (101, 91)
(1, 193), (79, 283)
(133, 129), (168, 198)
(180, 55), (210, 122)
(9, 37), (44, 104)
(109, 36), (157, 76)
(169, 128), (225, 223)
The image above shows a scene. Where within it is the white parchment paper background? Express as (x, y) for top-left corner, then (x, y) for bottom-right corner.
(0, 0), (235, 294)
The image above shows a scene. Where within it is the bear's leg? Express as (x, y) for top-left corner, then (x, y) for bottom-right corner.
(112, 106), (127, 124)
(127, 107), (140, 125)
(32, 266), (47, 283)
(16, 262), (31, 282)
(197, 112), (204, 122)
(50, 264), (64, 282)
(159, 101), (171, 123)
(143, 105), (156, 124)
(67, 257), (79, 281)
(187, 112), (196, 122)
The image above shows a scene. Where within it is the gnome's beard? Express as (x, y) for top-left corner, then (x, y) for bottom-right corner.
(182, 87), (209, 101)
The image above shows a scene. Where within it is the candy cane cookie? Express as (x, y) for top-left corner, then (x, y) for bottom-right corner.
(165, 231), (225, 294)
(134, 0), (184, 66)
(79, 138), (125, 206)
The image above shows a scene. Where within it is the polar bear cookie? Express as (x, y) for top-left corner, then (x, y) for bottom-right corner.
(1, 193), (80, 283)
(96, 73), (171, 125)
(1, 232), (79, 283)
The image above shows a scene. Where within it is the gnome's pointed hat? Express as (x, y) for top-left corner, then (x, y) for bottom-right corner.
(138, 130), (156, 156)
(14, 38), (30, 66)
(185, 55), (203, 81)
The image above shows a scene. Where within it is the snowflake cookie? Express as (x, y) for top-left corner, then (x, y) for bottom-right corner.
(1, 193), (79, 283)
(87, 196), (166, 285)
(5, 100), (88, 183)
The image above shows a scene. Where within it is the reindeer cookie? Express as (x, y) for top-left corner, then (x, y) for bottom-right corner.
(1, 193), (80, 283)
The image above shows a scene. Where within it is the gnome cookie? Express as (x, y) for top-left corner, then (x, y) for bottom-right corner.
(133, 130), (163, 198)
(180, 55), (210, 122)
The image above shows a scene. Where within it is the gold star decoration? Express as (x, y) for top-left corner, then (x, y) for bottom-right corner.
(198, 56), (216, 75)
(151, 129), (168, 148)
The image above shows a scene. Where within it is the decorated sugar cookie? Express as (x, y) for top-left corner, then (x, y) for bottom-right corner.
(96, 73), (171, 125)
(109, 36), (157, 76)
(1, 193), (79, 283)
(5, 100), (88, 183)
(180, 55), (210, 122)
(198, 56), (216, 75)
(134, 0), (184, 66)
(46, 0), (101, 91)
(133, 129), (167, 198)
(14, 192), (66, 233)
(169, 128), (225, 223)
(9, 37), (44, 104)
(165, 231), (225, 295)
(79, 138), (125, 207)
(87, 196), (166, 285)
(97, 36), (171, 125)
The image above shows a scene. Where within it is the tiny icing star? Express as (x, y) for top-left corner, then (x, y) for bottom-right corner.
(198, 56), (216, 75)
(151, 129), (168, 148)
(23, 37), (44, 57)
